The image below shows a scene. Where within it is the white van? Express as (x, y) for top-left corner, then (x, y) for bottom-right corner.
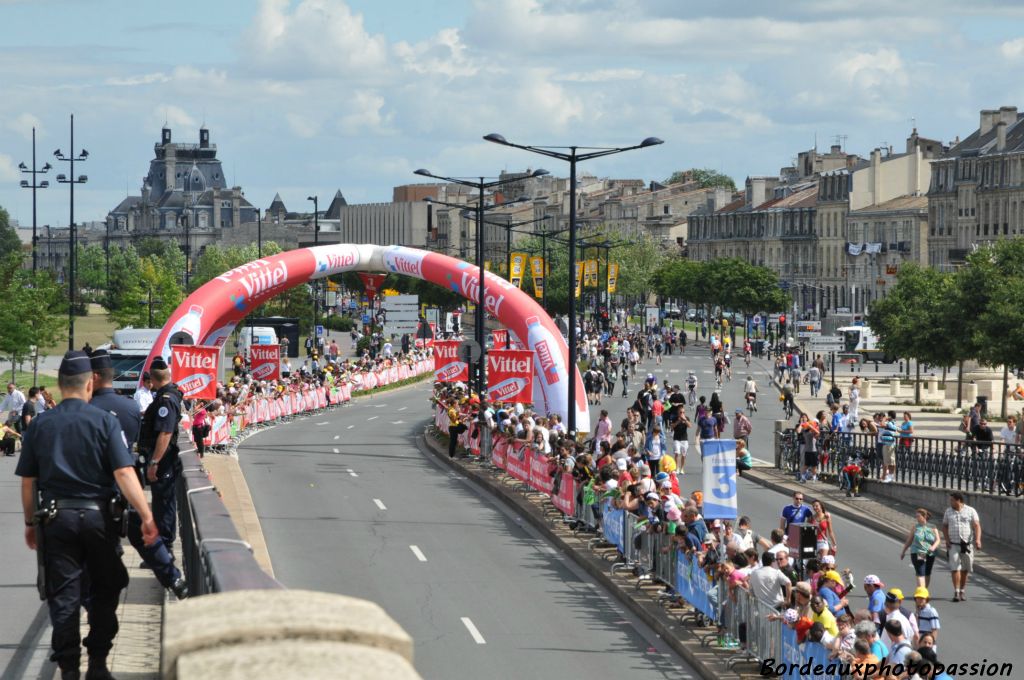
(107, 328), (163, 394)
(239, 326), (279, 359)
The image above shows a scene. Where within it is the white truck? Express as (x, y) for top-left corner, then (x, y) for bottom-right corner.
(838, 325), (894, 363)
(238, 326), (279, 362)
(105, 328), (163, 394)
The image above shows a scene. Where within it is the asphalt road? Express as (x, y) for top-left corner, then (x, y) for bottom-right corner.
(238, 386), (698, 680)
(617, 345), (1024, 671)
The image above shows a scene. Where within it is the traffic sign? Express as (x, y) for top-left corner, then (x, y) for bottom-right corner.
(752, 314), (762, 325)
(315, 325), (324, 338)
(809, 335), (845, 351)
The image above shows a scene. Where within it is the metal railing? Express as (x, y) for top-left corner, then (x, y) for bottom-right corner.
(176, 450), (283, 595)
(777, 428), (1024, 495)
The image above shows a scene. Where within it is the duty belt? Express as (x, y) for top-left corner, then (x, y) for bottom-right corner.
(54, 499), (104, 511)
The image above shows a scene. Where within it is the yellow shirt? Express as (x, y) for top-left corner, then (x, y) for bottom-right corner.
(447, 406), (461, 427)
(810, 606), (839, 637)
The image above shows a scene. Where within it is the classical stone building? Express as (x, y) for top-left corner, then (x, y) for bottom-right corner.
(927, 105), (1024, 270)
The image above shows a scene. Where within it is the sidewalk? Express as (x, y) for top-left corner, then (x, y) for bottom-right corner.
(741, 466), (1024, 597)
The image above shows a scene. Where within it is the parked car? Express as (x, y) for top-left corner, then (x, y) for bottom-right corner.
(665, 303), (681, 319)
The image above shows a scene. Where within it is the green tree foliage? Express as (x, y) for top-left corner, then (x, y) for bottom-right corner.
(0, 253), (66, 364)
(654, 258), (786, 319)
(75, 244), (107, 299)
(0, 206), (22, 257)
(867, 264), (958, 368)
(663, 168), (736, 191)
(108, 244), (184, 329)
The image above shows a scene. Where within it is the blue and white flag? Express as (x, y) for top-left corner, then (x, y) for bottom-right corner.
(701, 439), (739, 521)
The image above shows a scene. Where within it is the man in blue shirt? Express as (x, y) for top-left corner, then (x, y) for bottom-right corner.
(779, 492), (813, 533)
(864, 574), (887, 621)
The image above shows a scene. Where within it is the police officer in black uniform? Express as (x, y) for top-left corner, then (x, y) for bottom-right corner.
(16, 351), (158, 680)
(138, 356), (183, 552)
(89, 350), (186, 599)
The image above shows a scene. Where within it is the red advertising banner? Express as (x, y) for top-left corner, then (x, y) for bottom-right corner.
(505, 441), (531, 483)
(357, 272), (387, 306)
(434, 340), (468, 382)
(170, 345), (219, 400)
(487, 349), (534, 403)
(492, 329), (508, 350)
(249, 344), (280, 381)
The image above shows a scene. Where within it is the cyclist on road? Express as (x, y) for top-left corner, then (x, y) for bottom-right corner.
(744, 375), (758, 412)
(781, 380), (796, 419)
(686, 372), (698, 405)
(743, 340), (752, 366)
(723, 351), (733, 381)
(714, 357), (725, 386)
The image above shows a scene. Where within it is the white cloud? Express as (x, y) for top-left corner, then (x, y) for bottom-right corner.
(286, 112), (322, 139)
(150, 105), (197, 132)
(395, 28), (478, 79)
(0, 153), (19, 182)
(243, 0), (390, 78)
(7, 113), (42, 141)
(337, 90), (393, 135)
(105, 72), (170, 87)
(559, 68), (644, 82)
(1001, 37), (1024, 59)
(835, 48), (908, 91)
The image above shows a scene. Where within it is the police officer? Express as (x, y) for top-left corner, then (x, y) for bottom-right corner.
(138, 356), (183, 552)
(89, 350), (186, 599)
(16, 351), (158, 680)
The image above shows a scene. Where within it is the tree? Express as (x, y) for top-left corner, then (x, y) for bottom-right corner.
(109, 249), (184, 329)
(663, 168), (736, 191)
(0, 253), (66, 371)
(868, 264), (961, 403)
(75, 244), (107, 301)
(0, 206), (22, 257)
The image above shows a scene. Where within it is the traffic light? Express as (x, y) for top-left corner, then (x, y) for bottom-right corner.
(779, 314), (787, 337)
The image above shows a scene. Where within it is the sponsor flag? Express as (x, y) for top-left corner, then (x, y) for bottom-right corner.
(584, 259), (599, 287)
(509, 252), (527, 288)
(249, 344), (281, 381)
(357, 273), (387, 306)
(607, 262), (619, 294)
(492, 329), (508, 349)
(574, 262), (583, 298)
(529, 256), (545, 298)
(170, 345), (219, 400)
(701, 439), (739, 521)
(433, 340), (468, 382)
(487, 349), (534, 403)
(484, 260), (492, 272)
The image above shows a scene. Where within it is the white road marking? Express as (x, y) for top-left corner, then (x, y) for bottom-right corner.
(333, 435), (340, 440)
(373, 498), (387, 510)
(333, 448), (340, 454)
(316, 421), (328, 426)
(461, 617), (486, 644)
(374, 404), (388, 408)
(397, 406), (407, 411)
(368, 416), (379, 421)
(391, 420), (405, 425)
(347, 469), (358, 477)
(669, 369), (679, 373)
(347, 425), (355, 429)
(410, 545), (427, 562)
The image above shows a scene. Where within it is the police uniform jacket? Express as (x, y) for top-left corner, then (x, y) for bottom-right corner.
(15, 399), (134, 503)
(139, 384), (182, 475)
(91, 387), (141, 448)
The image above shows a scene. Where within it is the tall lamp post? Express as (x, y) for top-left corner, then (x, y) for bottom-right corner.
(19, 128), (51, 273)
(256, 207), (263, 258)
(307, 196), (319, 345)
(414, 168), (549, 405)
(484, 133), (662, 435)
(54, 114), (89, 352)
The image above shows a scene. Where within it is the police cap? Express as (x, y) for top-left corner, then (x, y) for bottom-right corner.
(150, 356), (168, 370)
(59, 350), (93, 376)
(89, 349), (113, 371)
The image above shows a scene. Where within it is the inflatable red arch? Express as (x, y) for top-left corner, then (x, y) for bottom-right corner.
(145, 244), (589, 431)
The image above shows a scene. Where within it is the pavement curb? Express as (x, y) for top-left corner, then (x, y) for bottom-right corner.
(419, 429), (762, 680)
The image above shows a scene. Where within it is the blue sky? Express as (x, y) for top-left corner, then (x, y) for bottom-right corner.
(2, 0), (1024, 229)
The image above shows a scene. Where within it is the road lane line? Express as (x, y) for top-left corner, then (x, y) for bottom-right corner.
(333, 435), (340, 440)
(347, 469), (358, 477)
(316, 421), (328, 426)
(461, 617), (486, 644)
(347, 425), (355, 429)
(410, 545), (427, 562)
(374, 404), (388, 408)
(398, 406), (407, 411)
(368, 416), (379, 421)
(333, 448), (340, 454)
(373, 498), (386, 510)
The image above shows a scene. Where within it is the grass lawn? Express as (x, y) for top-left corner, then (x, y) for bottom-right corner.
(39, 303), (119, 356)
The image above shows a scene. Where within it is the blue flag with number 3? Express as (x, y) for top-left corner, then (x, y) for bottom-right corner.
(701, 439), (738, 520)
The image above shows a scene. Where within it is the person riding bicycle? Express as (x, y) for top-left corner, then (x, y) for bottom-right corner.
(686, 372), (698, 404)
(723, 351), (732, 379)
(781, 380), (796, 418)
(744, 376), (758, 412)
(714, 357), (725, 385)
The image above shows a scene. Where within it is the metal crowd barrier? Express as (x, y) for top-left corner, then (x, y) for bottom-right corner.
(176, 450), (282, 595)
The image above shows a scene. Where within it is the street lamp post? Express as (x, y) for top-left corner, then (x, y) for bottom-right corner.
(54, 114), (89, 352)
(307, 196), (320, 347)
(18, 128), (51, 273)
(484, 133), (663, 435)
(256, 207), (263, 258)
(414, 168), (548, 417)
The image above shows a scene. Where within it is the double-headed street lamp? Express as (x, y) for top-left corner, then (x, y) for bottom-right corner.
(484, 133), (663, 434)
(413, 168), (549, 407)
(54, 114), (89, 352)
(19, 128), (51, 273)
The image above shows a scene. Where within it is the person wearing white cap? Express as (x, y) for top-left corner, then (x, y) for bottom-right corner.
(863, 575), (886, 622)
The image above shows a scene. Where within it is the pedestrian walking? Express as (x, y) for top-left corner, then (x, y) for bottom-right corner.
(16, 351), (158, 680)
(942, 491), (981, 602)
(900, 508), (941, 589)
(138, 356), (184, 553)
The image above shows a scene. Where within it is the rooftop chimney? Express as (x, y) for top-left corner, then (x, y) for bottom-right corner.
(999, 106), (1018, 126)
(980, 109), (999, 136)
(997, 120), (1007, 152)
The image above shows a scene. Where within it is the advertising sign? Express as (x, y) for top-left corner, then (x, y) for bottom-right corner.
(574, 262), (583, 299)
(433, 340), (468, 382)
(530, 256), (545, 299)
(701, 438), (739, 521)
(249, 344), (281, 381)
(492, 329), (508, 350)
(357, 272), (387, 306)
(487, 349), (534, 403)
(584, 259), (599, 287)
(170, 345), (219, 400)
(644, 305), (660, 330)
(607, 262), (619, 294)
(509, 253), (527, 288)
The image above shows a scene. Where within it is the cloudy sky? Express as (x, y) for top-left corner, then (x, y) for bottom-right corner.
(3, 0), (1024, 229)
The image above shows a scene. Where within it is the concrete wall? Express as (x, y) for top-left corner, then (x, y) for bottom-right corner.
(862, 480), (1024, 547)
(163, 589), (421, 680)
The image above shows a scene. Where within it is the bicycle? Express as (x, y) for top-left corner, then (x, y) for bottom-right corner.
(782, 396), (794, 419)
(744, 353), (751, 368)
(746, 394), (756, 417)
(687, 385), (697, 406)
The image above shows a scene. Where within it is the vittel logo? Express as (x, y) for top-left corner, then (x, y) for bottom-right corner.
(385, 248), (424, 277)
(317, 248), (357, 273)
(250, 346), (278, 362)
(236, 261), (289, 299)
(435, 343), (459, 359)
(173, 350), (216, 370)
(178, 373), (212, 397)
(251, 363), (275, 380)
(216, 259), (273, 283)
(489, 355), (531, 374)
(535, 340), (560, 385)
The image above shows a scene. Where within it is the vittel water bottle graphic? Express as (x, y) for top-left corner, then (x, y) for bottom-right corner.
(489, 377), (528, 402)
(434, 361), (466, 382)
(525, 315), (564, 413)
(161, 304), (205, 361)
